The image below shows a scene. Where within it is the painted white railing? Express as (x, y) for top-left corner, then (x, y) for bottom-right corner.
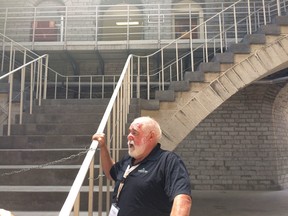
(0, 34), (49, 135)
(59, 0), (288, 215)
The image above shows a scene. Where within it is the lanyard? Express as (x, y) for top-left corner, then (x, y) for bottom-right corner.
(116, 164), (140, 202)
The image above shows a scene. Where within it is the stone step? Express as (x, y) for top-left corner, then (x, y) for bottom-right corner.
(12, 212), (108, 216)
(32, 104), (108, 113)
(0, 149), (89, 165)
(5, 123), (98, 135)
(0, 165), (104, 186)
(17, 112), (103, 124)
(0, 186), (112, 211)
(37, 98), (110, 106)
(0, 135), (91, 149)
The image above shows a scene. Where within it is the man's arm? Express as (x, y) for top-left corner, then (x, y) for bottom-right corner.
(170, 194), (192, 216)
(92, 133), (114, 180)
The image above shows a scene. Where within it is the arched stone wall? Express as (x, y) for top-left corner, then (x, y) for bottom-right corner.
(272, 83), (288, 188)
(175, 84), (288, 190)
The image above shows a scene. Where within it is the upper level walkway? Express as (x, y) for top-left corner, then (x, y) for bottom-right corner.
(0, 1), (266, 51)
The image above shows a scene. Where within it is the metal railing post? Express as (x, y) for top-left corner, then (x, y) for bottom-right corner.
(161, 49), (164, 90)
(88, 157), (95, 216)
(7, 73), (13, 136)
(175, 42), (179, 81)
(30, 63), (34, 114)
(247, 0), (252, 34)
(43, 55), (49, 99)
(147, 56), (150, 100)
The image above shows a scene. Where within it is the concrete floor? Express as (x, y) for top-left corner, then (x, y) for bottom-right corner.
(10, 189), (288, 216)
(191, 189), (288, 216)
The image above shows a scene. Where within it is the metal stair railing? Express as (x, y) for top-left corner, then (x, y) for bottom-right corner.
(133, 0), (288, 100)
(59, 0), (288, 215)
(0, 52), (48, 136)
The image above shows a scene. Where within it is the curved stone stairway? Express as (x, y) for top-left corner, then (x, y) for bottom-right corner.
(142, 16), (288, 151)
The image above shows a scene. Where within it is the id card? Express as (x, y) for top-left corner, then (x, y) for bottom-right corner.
(108, 203), (119, 216)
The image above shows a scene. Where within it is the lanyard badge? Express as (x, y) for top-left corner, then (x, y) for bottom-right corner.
(109, 164), (140, 216)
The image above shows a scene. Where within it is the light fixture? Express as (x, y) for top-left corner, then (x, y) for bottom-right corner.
(116, 21), (139, 26)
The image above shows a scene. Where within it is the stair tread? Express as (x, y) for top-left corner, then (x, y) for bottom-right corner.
(0, 164), (100, 169)
(12, 212), (107, 216)
(0, 185), (112, 192)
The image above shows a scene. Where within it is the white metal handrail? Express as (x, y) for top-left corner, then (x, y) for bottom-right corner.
(0, 53), (48, 135)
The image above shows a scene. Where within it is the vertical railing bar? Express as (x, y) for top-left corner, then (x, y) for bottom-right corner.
(123, 71), (127, 135)
(38, 59), (43, 106)
(161, 49), (164, 90)
(204, 23), (208, 62)
(221, 3), (225, 51)
(43, 55), (48, 99)
(7, 73), (13, 136)
(190, 31), (194, 72)
(116, 94), (120, 162)
(233, 5), (238, 44)
(277, 0), (281, 15)
(9, 42), (13, 72)
(78, 77), (81, 99)
(73, 193), (80, 216)
(30, 63), (34, 114)
(218, 14), (224, 52)
(181, 59), (183, 80)
(88, 157), (95, 216)
(19, 68), (25, 125)
(147, 57), (150, 100)
(106, 115), (111, 212)
(119, 85), (123, 148)
(19, 50), (27, 125)
(35, 62), (40, 100)
(66, 77), (68, 99)
(248, 0), (252, 34)
(175, 42), (179, 81)
(54, 74), (58, 99)
(137, 56), (140, 98)
(130, 56), (134, 99)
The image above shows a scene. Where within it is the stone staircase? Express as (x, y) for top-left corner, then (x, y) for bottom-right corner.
(141, 16), (288, 151)
(0, 98), (140, 215)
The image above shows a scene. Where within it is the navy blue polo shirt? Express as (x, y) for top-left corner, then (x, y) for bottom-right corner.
(110, 143), (191, 216)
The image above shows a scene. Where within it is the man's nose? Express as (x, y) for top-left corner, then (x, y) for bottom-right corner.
(127, 133), (133, 140)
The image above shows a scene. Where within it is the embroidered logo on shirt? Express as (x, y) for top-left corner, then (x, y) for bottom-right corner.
(138, 168), (148, 174)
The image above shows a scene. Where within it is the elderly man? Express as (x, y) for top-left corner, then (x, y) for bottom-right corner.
(92, 116), (192, 216)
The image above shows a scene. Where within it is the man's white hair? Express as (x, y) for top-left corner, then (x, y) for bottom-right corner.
(0, 209), (14, 216)
(132, 116), (162, 142)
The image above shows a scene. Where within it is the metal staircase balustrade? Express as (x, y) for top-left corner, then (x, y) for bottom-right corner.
(60, 0), (288, 215)
(0, 0), (287, 215)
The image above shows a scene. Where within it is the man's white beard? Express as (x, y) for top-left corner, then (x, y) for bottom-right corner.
(127, 139), (146, 159)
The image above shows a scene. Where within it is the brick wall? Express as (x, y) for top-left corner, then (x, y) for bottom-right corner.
(175, 83), (288, 190)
